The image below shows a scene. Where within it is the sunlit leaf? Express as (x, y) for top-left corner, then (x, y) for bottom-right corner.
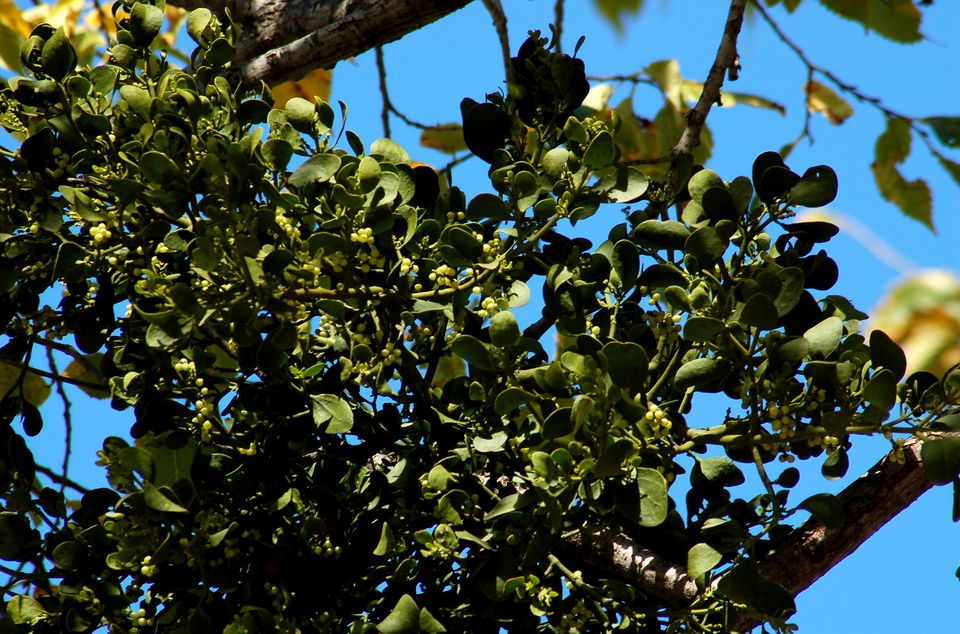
(871, 117), (932, 230)
(818, 0), (922, 43)
(805, 80), (853, 125)
(272, 68), (332, 110)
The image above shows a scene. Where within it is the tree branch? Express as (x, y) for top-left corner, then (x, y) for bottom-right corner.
(224, 0), (474, 86)
(560, 435), (939, 624)
(672, 0), (747, 156)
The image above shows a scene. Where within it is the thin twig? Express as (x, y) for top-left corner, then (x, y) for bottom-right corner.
(481, 0), (512, 85)
(46, 347), (73, 505)
(554, 0), (565, 54)
(374, 46), (391, 138)
(35, 464), (89, 495)
(673, 0), (748, 156)
(371, 45), (433, 131)
(752, 0), (930, 141)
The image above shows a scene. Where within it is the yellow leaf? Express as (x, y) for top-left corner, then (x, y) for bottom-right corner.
(62, 356), (110, 399)
(805, 80), (853, 125)
(0, 0), (31, 37)
(272, 68), (333, 110)
(0, 362), (51, 407)
(420, 124), (467, 154)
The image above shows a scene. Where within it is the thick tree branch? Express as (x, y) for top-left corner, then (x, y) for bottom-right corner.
(208, 0), (475, 86)
(561, 435), (938, 625)
(673, 0), (747, 156)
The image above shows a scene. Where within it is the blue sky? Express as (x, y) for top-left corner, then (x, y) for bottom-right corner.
(19, 0), (960, 631)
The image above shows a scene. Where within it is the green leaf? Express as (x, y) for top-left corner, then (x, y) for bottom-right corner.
(583, 131), (616, 169)
(869, 330), (907, 381)
(143, 482), (189, 513)
(130, 2), (164, 47)
(6, 595), (46, 625)
(688, 169), (724, 202)
(373, 522), (396, 556)
(675, 357), (722, 389)
(40, 27), (76, 81)
(774, 267), (805, 316)
(289, 154), (342, 187)
(633, 219), (689, 250)
(821, 447), (849, 480)
(818, 0), (922, 43)
(52, 541), (84, 571)
(489, 311), (521, 347)
(140, 151), (180, 185)
(864, 368), (898, 411)
(377, 594), (420, 634)
(924, 116), (960, 148)
(921, 437), (960, 485)
(601, 341), (648, 392)
(611, 239), (640, 288)
(636, 467), (668, 527)
(311, 394), (354, 433)
(739, 293), (779, 330)
(804, 316), (843, 359)
(542, 407), (573, 439)
(493, 388), (534, 415)
(284, 97), (316, 133)
(419, 606), (447, 633)
(698, 456), (744, 486)
(787, 165), (838, 207)
(805, 80), (853, 125)
(799, 492), (845, 528)
(186, 8), (213, 44)
(593, 0), (645, 32)
(683, 316), (725, 342)
(450, 335), (495, 372)
(598, 165), (649, 203)
(473, 431), (508, 453)
(687, 543), (722, 580)
(872, 117), (933, 230)
(685, 226), (727, 265)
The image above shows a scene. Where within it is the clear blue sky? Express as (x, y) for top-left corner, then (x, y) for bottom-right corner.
(23, 1), (960, 631)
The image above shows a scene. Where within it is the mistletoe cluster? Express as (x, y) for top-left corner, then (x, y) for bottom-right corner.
(0, 6), (957, 633)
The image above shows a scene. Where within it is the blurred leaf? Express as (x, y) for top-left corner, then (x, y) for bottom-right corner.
(681, 80), (786, 114)
(272, 68), (332, 110)
(818, 0), (922, 43)
(593, 0), (645, 33)
(921, 437), (960, 485)
(937, 155), (960, 188)
(924, 116), (960, 148)
(63, 356), (110, 399)
(420, 124), (467, 154)
(377, 594), (420, 634)
(0, 362), (50, 407)
(805, 80), (853, 125)
(6, 595), (46, 625)
(871, 117), (932, 230)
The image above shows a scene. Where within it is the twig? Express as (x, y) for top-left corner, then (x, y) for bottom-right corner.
(673, 0), (748, 156)
(375, 46), (392, 138)
(481, 0), (512, 85)
(46, 347), (73, 505)
(554, 0), (565, 54)
(752, 0), (932, 142)
(34, 464), (89, 495)
(371, 45), (433, 131)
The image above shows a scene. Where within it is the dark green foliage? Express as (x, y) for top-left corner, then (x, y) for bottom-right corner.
(0, 8), (955, 634)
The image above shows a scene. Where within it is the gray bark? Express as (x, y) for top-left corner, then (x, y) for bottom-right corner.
(173, 0), (474, 85)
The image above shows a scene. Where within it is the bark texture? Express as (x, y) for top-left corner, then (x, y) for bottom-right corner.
(560, 436), (938, 630)
(173, 0), (474, 85)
